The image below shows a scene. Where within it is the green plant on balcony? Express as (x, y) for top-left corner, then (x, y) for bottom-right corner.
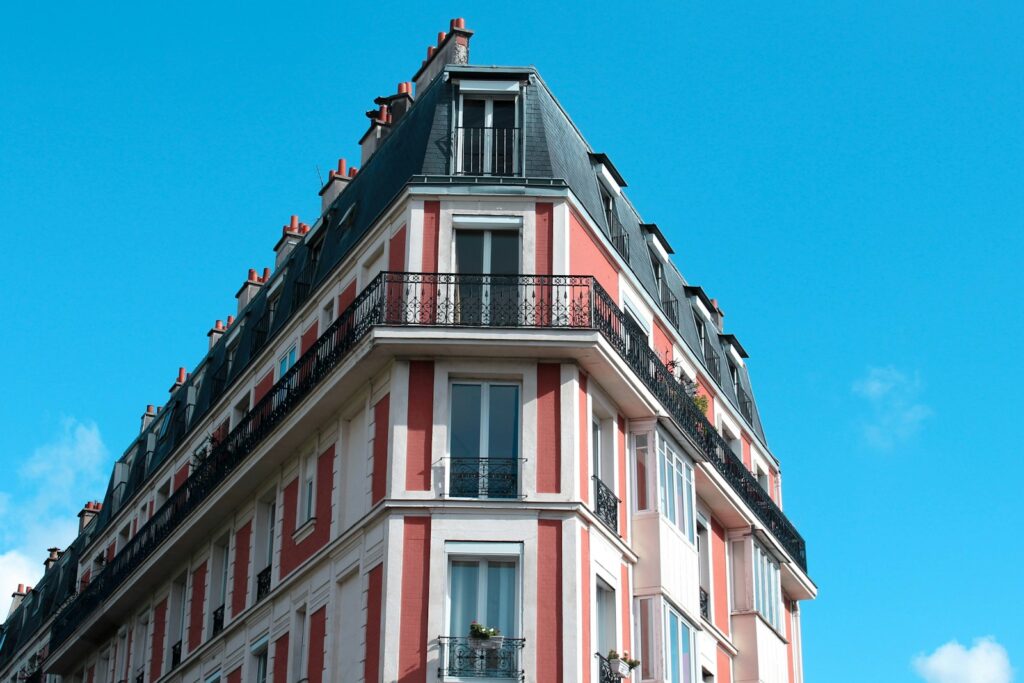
(468, 621), (504, 650)
(692, 393), (710, 414)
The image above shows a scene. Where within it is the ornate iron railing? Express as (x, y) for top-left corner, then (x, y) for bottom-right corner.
(170, 640), (182, 669)
(211, 604), (225, 637)
(256, 566), (271, 603)
(700, 587), (710, 620)
(438, 636), (525, 679)
(449, 458), (519, 499)
(736, 385), (753, 423)
(596, 652), (628, 682)
(49, 271), (805, 653)
(592, 476), (619, 533)
(454, 127), (520, 177)
(661, 292), (679, 329)
(609, 221), (630, 265)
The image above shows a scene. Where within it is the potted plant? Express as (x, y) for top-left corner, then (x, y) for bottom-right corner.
(468, 621), (504, 650)
(606, 649), (641, 678)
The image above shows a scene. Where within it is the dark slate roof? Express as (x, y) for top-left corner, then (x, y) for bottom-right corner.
(0, 61), (770, 664)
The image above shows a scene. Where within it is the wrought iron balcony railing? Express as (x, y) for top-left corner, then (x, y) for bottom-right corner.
(449, 458), (519, 499)
(700, 587), (710, 620)
(49, 271), (806, 653)
(438, 636), (525, 679)
(661, 291), (680, 329)
(256, 566), (271, 603)
(609, 217), (630, 265)
(736, 385), (753, 423)
(454, 127), (521, 177)
(592, 476), (619, 533)
(211, 603), (225, 637)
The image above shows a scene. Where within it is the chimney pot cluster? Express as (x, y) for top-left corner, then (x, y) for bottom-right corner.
(236, 265), (269, 312)
(77, 501), (102, 532)
(275, 214), (309, 267)
(44, 547), (62, 572)
(169, 366), (187, 393)
(322, 159), (358, 211)
(413, 18), (473, 96)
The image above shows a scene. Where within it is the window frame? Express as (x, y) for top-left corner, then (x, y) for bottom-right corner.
(455, 93), (520, 176)
(446, 381), (522, 498)
(444, 541), (523, 639)
(663, 603), (696, 683)
(657, 432), (696, 544)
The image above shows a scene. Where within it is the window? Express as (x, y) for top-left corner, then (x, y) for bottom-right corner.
(226, 341), (239, 375)
(600, 184), (615, 230)
(664, 605), (695, 683)
(449, 383), (520, 498)
(253, 648), (268, 683)
(453, 218), (521, 326)
(210, 537), (230, 635)
(693, 311), (706, 353)
(728, 361), (740, 396)
(658, 436), (695, 543)
(457, 97), (518, 176)
(448, 557), (518, 638)
(633, 433), (650, 511)
(298, 452), (317, 525)
(168, 573), (187, 667)
(232, 394), (250, 430)
(753, 542), (781, 630)
(278, 344), (297, 379)
(595, 579), (616, 656)
(321, 299), (335, 330)
(267, 293), (281, 328)
(696, 518), (711, 620)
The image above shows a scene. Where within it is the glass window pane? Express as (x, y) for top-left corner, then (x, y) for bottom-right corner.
(684, 465), (694, 543)
(486, 561), (517, 636)
(451, 385), (482, 458)
(634, 434), (649, 510)
(463, 99), (486, 127)
(450, 561), (480, 638)
(455, 230), (485, 274)
(489, 231), (519, 275)
(487, 386), (519, 459)
(492, 100), (515, 129)
(668, 611), (681, 682)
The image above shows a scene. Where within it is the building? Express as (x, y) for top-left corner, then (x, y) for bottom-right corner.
(0, 18), (816, 683)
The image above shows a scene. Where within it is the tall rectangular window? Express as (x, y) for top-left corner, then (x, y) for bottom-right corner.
(449, 383), (519, 498)
(753, 543), (781, 630)
(448, 557), (518, 638)
(664, 605), (694, 683)
(298, 452), (317, 525)
(658, 436), (695, 543)
(278, 344), (297, 379)
(633, 433), (650, 511)
(253, 645), (268, 683)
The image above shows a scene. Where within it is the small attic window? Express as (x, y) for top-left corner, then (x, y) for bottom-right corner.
(455, 83), (520, 176)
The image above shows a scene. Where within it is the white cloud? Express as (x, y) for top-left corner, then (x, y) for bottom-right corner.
(914, 637), (1013, 683)
(0, 417), (110, 616)
(852, 366), (932, 449)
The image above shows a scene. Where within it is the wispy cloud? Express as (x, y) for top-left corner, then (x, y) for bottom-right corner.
(914, 637), (1013, 683)
(852, 366), (932, 449)
(0, 417), (109, 615)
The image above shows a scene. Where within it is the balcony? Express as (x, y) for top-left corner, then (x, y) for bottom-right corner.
(592, 476), (619, 533)
(438, 636), (525, 679)
(661, 291), (679, 329)
(256, 566), (271, 602)
(49, 271), (806, 654)
(449, 457), (519, 499)
(609, 217), (630, 265)
(454, 127), (521, 177)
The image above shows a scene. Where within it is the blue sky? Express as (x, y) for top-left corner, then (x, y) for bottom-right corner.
(1, 2), (1021, 681)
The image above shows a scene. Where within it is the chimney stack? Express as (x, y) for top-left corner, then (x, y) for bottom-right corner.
(275, 215), (305, 268)
(235, 267), (264, 312)
(373, 82), (415, 129)
(169, 366), (187, 393)
(78, 501), (102, 533)
(360, 104), (392, 165)
(140, 404), (156, 432)
(44, 547), (62, 572)
(8, 584), (27, 616)
(412, 18), (473, 95)
(319, 158), (353, 213)
(208, 319), (225, 350)
(710, 298), (725, 331)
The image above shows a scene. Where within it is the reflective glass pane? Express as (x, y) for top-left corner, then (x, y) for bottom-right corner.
(489, 231), (519, 275)
(488, 386), (519, 459)
(450, 561), (480, 638)
(451, 385), (482, 458)
(455, 230), (485, 274)
(486, 561), (516, 636)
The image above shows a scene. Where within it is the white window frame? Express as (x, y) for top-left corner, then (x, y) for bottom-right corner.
(663, 603), (696, 683)
(752, 541), (782, 631)
(297, 450), (317, 527)
(444, 541), (523, 639)
(446, 381), (522, 498)
(456, 93), (519, 175)
(278, 343), (297, 380)
(658, 433), (695, 544)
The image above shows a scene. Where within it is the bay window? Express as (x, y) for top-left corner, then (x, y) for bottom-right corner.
(449, 383), (520, 498)
(753, 542), (782, 631)
(658, 435), (695, 543)
(664, 605), (695, 683)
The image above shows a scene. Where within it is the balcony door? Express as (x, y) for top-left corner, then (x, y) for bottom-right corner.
(454, 224), (520, 326)
(450, 383), (519, 498)
(459, 98), (517, 176)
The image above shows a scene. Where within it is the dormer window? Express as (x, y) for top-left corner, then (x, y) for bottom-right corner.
(456, 96), (518, 176)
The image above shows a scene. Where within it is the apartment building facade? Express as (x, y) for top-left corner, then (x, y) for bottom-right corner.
(0, 19), (816, 683)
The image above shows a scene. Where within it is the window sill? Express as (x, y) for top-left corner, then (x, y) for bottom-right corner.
(291, 516), (316, 543)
